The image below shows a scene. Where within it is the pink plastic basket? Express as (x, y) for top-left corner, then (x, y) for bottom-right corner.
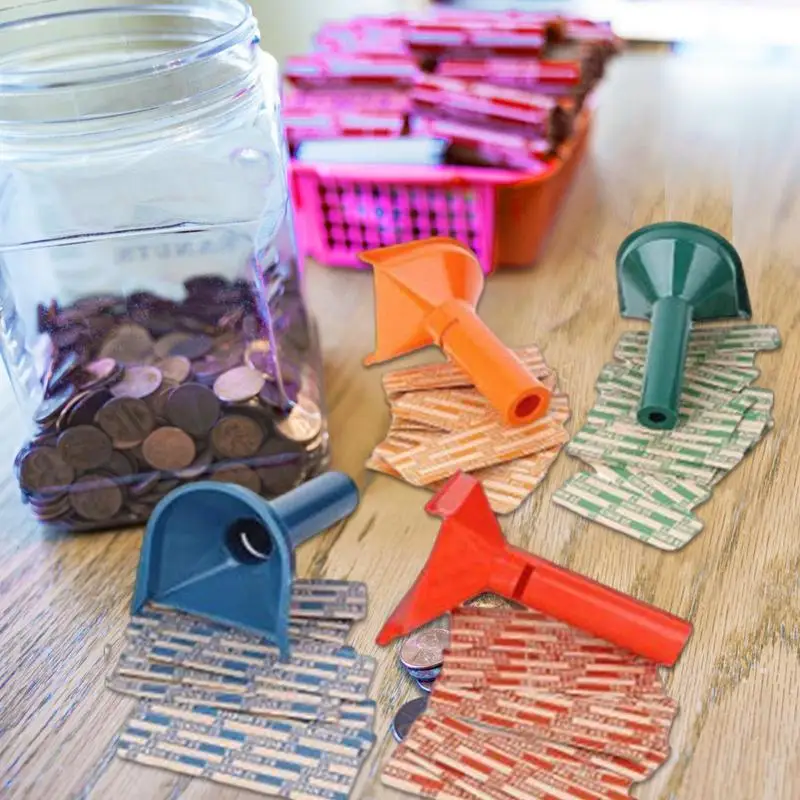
(289, 109), (591, 273)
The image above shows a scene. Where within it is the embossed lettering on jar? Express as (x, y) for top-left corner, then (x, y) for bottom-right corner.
(0, 0), (329, 531)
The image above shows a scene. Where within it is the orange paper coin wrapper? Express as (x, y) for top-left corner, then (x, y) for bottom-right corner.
(359, 237), (551, 426)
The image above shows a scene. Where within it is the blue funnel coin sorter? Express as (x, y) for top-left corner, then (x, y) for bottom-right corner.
(132, 471), (359, 658)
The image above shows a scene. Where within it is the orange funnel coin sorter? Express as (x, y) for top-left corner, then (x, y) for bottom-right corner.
(377, 472), (692, 666)
(359, 237), (551, 426)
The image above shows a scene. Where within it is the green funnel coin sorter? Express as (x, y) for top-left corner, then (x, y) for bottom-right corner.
(616, 222), (751, 430)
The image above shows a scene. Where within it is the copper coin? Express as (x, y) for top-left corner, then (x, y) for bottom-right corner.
(155, 356), (191, 384)
(129, 472), (161, 497)
(210, 465), (262, 494)
(69, 474), (124, 521)
(99, 323), (154, 364)
(31, 495), (73, 521)
(95, 397), (155, 449)
(46, 352), (80, 394)
(34, 386), (76, 427)
(253, 438), (305, 496)
(399, 628), (450, 672)
(110, 365), (163, 399)
(105, 450), (137, 478)
(213, 366), (265, 403)
(174, 448), (214, 479)
(63, 388), (114, 429)
(146, 379), (179, 420)
(153, 332), (192, 359)
(82, 358), (118, 389)
(165, 383), (220, 437)
(142, 427), (196, 471)
(275, 396), (322, 444)
(210, 414), (264, 459)
(19, 446), (75, 495)
(169, 334), (213, 360)
(57, 425), (113, 471)
(244, 340), (275, 375)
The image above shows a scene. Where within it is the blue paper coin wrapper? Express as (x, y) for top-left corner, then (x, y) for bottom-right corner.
(131, 471), (359, 658)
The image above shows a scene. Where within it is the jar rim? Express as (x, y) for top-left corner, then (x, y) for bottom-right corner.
(0, 0), (257, 90)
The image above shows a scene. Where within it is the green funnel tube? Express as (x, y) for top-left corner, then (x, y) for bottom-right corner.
(637, 297), (692, 429)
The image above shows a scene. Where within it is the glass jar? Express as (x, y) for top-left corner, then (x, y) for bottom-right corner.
(0, 0), (329, 531)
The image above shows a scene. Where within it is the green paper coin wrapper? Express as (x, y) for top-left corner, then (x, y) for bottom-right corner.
(131, 471), (359, 658)
(377, 472), (692, 666)
(617, 221), (752, 430)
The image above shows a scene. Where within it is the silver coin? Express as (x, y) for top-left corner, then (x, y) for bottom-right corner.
(399, 627), (450, 672)
(391, 697), (428, 743)
(275, 395), (322, 444)
(405, 666), (441, 682)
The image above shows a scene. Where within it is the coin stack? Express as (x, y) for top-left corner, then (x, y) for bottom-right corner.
(13, 271), (329, 531)
(397, 627), (449, 700)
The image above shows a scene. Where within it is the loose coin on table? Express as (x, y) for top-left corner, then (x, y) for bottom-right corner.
(391, 697), (428, 743)
(399, 627), (450, 673)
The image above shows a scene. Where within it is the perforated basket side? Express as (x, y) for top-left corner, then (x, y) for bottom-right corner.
(289, 164), (500, 273)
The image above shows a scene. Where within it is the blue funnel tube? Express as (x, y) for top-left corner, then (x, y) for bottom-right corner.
(131, 471), (359, 658)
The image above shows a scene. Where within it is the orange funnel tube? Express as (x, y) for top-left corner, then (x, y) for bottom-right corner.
(377, 473), (692, 666)
(359, 237), (550, 426)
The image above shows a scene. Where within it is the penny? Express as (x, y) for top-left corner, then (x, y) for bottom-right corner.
(106, 450), (137, 478)
(95, 397), (155, 449)
(129, 472), (161, 497)
(254, 437), (306, 495)
(210, 414), (264, 459)
(99, 323), (154, 364)
(169, 334), (213, 360)
(210, 465), (262, 494)
(400, 627), (450, 672)
(275, 396), (322, 444)
(213, 365), (265, 403)
(19, 446), (75, 495)
(192, 356), (232, 385)
(174, 448), (214, 479)
(165, 383), (220, 437)
(259, 380), (299, 409)
(34, 386), (76, 427)
(155, 356), (191, 384)
(391, 697), (428, 743)
(142, 427), (196, 471)
(46, 351), (80, 394)
(69, 474), (124, 521)
(245, 339), (275, 375)
(110, 365), (163, 399)
(31, 495), (73, 521)
(82, 358), (119, 388)
(153, 332), (192, 359)
(57, 426), (113, 471)
(64, 388), (114, 428)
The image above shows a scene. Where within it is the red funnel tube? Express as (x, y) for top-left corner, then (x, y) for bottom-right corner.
(377, 473), (692, 666)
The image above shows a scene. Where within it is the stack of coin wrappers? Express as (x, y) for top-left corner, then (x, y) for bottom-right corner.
(105, 579), (375, 798)
(284, 11), (620, 170)
(383, 605), (679, 799)
(366, 346), (571, 514)
(553, 324), (781, 551)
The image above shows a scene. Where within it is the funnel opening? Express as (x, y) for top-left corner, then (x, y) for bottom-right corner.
(226, 518), (274, 564)
(637, 405), (678, 431)
(514, 394), (541, 420)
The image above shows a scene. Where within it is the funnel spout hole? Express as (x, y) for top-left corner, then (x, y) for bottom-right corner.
(226, 518), (274, 564)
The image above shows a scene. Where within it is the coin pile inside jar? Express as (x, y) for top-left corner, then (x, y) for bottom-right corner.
(398, 627), (449, 695)
(14, 272), (328, 531)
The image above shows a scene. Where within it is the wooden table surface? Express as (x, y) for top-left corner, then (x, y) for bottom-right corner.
(3, 21), (800, 800)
